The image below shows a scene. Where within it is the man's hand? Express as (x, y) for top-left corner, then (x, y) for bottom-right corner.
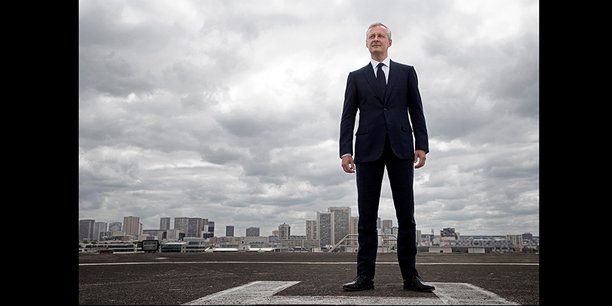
(342, 155), (356, 173)
(414, 150), (427, 169)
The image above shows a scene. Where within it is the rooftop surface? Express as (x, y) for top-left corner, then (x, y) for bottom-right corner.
(79, 252), (539, 305)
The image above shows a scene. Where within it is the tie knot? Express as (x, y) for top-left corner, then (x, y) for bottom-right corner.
(377, 63), (384, 69)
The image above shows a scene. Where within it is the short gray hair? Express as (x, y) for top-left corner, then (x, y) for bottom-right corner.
(366, 22), (392, 40)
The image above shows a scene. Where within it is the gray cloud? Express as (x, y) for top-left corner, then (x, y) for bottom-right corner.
(79, 0), (538, 236)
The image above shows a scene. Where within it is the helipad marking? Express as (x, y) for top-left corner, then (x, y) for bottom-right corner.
(183, 281), (518, 305)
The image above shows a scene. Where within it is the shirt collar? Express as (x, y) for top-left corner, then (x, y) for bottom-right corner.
(370, 57), (390, 70)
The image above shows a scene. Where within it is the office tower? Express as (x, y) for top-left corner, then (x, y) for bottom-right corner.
(416, 229), (422, 246)
(377, 217), (381, 229)
(109, 222), (122, 232)
(329, 207), (350, 245)
(187, 218), (206, 237)
(246, 227), (260, 237)
(382, 219), (393, 234)
(79, 219), (95, 241)
(207, 221), (215, 236)
(226, 225), (234, 237)
(93, 222), (108, 240)
(317, 211), (334, 247)
(123, 216), (140, 237)
(349, 216), (358, 235)
(278, 223), (290, 240)
(305, 220), (318, 240)
(160, 217), (171, 230)
(174, 217), (189, 234)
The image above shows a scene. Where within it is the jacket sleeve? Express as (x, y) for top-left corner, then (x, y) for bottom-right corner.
(339, 72), (358, 158)
(407, 66), (429, 153)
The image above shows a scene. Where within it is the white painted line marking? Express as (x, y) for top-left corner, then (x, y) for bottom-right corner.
(183, 281), (300, 305)
(431, 282), (517, 305)
(183, 281), (519, 305)
(79, 261), (538, 266)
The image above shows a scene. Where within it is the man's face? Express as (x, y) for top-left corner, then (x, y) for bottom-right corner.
(366, 26), (392, 55)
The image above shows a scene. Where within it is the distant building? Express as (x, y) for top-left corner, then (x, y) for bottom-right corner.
(207, 221), (215, 236)
(278, 223), (291, 240)
(329, 207), (350, 245)
(94, 222), (108, 240)
(142, 229), (165, 240)
(506, 234), (524, 251)
(174, 217), (189, 234)
(160, 217), (171, 230)
(79, 219), (95, 241)
(165, 229), (181, 241)
(305, 220), (318, 240)
(349, 216), (358, 235)
(109, 222), (122, 232)
(123, 216), (141, 237)
(246, 227), (260, 237)
(317, 212), (333, 247)
(226, 225), (234, 237)
(187, 218), (206, 237)
(382, 219), (393, 234)
(440, 227), (458, 238)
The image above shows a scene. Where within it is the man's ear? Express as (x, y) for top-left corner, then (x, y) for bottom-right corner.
(389, 39), (392, 47)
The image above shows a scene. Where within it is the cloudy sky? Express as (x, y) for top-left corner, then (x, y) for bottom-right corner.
(79, 0), (539, 237)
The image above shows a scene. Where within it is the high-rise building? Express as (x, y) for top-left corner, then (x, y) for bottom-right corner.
(349, 216), (358, 235)
(187, 218), (205, 237)
(329, 207), (350, 245)
(226, 225), (234, 237)
(305, 220), (318, 240)
(94, 222), (108, 240)
(79, 219), (95, 241)
(174, 217), (189, 235)
(382, 219), (393, 234)
(246, 227), (260, 237)
(109, 222), (122, 232)
(317, 212), (334, 247)
(278, 223), (290, 240)
(207, 221), (215, 236)
(123, 216), (141, 237)
(160, 217), (171, 230)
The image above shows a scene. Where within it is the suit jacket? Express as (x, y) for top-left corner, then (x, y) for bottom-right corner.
(339, 60), (429, 163)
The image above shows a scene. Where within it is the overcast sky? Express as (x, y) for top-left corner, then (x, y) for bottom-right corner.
(79, 0), (539, 237)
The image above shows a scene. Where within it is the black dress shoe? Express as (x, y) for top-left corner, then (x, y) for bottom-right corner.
(343, 275), (374, 291)
(404, 273), (435, 292)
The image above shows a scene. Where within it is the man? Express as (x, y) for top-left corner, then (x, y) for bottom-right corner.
(339, 22), (435, 292)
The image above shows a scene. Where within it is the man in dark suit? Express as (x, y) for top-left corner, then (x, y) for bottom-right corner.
(339, 22), (435, 292)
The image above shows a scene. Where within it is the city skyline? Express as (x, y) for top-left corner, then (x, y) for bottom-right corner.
(79, 0), (539, 237)
(79, 213), (536, 238)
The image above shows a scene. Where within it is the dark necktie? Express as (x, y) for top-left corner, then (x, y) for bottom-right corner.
(376, 62), (386, 95)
